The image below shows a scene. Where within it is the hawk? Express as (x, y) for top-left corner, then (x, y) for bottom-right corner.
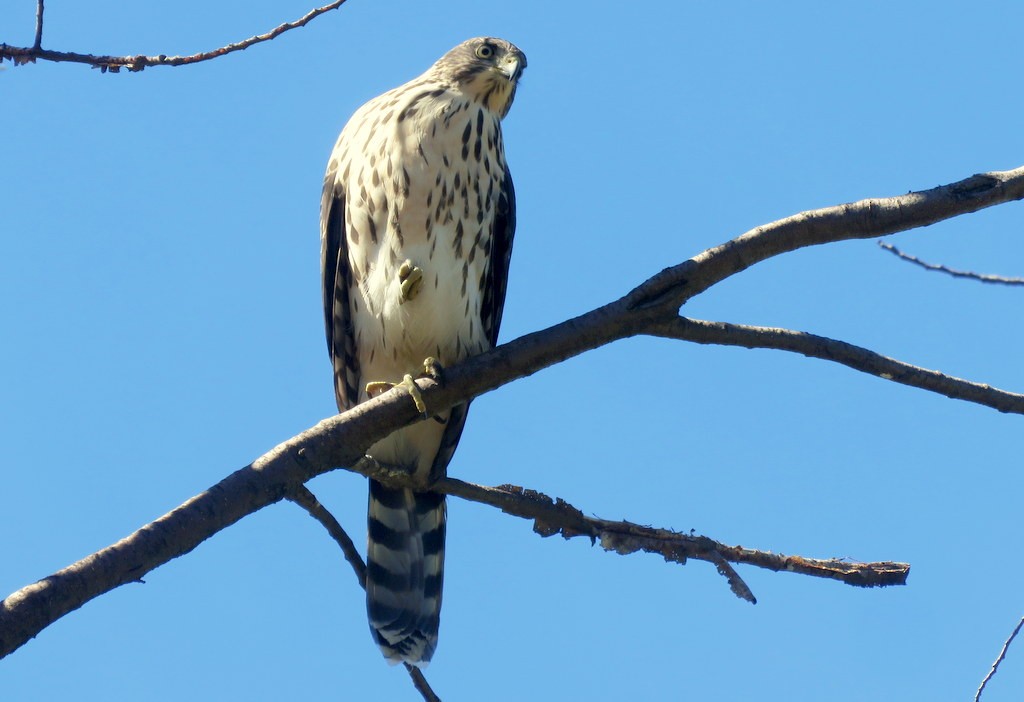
(320, 37), (526, 666)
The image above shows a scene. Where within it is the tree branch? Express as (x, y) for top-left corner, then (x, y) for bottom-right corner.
(33, 0), (43, 51)
(975, 615), (1024, 702)
(879, 240), (1024, 286)
(286, 484), (365, 587)
(0, 433), (910, 661)
(626, 167), (1024, 310)
(2, 164), (1020, 661)
(1, 1), (349, 72)
(418, 478), (907, 592)
(285, 486), (440, 702)
(650, 317), (1024, 414)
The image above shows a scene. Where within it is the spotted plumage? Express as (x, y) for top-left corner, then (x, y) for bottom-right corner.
(320, 37), (525, 667)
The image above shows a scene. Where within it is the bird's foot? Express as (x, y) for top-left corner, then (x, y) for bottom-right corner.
(364, 358), (443, 418)
(398, 259), (423, 303)
(366, 375), (427, 416)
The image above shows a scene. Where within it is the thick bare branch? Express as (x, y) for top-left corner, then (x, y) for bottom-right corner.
(0, 393), (909, 661)
(0, 395), (401, 660)
(651, 317), (1024, 414)
(1, 1), (348, 72)
(879, 240), (1024, 286)
(2, 165), (1018, 660)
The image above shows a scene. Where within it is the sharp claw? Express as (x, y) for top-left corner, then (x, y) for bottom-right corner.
(398, 259), (424, 303)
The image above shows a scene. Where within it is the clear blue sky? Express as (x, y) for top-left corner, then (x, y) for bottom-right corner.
(3, 1), (1024, 699)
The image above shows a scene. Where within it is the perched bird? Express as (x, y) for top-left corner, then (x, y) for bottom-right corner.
(320, 37), (526, 666)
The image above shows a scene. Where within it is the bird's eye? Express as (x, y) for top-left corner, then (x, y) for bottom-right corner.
(475, 43), (495, 59)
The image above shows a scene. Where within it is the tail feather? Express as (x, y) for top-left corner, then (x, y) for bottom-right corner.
(366, 479), (446, 667)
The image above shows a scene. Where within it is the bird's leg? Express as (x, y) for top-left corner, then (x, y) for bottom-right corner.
(398, 259), (424, 303)
(364, 357), (444, 419)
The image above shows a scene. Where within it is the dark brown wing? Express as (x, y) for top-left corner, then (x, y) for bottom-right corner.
(480, 165), (516, 347)
(429, 166), (516, 478)
(320, 164), (360, 412)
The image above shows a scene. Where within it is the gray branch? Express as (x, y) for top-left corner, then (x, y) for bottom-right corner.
(651, 317), (1024, 414)
(3, 165), (1024, 662)
(2, 1), (349, 72)
(879, 240), (1024, 286)
(975, 615), (1024, 702)
(286, 485), (440, 701)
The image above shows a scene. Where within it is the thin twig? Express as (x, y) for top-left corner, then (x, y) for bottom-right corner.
(879, 241), (1024, 285)
(1, 1), (349, 72)
(285, 485), (441, 702)
(975, 615), (1024, 702)
(285, 484), (365, 586)
(33, 0), (43, 50)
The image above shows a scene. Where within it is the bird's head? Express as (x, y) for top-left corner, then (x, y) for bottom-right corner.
(433, 37), (526, 118)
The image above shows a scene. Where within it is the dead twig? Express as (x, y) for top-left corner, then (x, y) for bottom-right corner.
(285, 484), (441, 702)
(1, 1), (349, 72)
(975, 615), (1024, 702)
(285, 484), (365, 587)
(879, 240), (1024, 286)
(360, 473), (908, 595)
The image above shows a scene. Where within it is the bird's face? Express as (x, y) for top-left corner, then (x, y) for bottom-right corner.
(437, 37), (527, 118)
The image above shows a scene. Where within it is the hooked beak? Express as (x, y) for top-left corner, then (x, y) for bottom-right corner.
(500, 55), (524, 83)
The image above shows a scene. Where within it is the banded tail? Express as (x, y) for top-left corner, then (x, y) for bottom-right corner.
(366, 479), (446, 667)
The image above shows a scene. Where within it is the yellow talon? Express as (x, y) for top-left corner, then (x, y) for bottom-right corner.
(398, 260), (424, 303)
(364, 374), (427, 417)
